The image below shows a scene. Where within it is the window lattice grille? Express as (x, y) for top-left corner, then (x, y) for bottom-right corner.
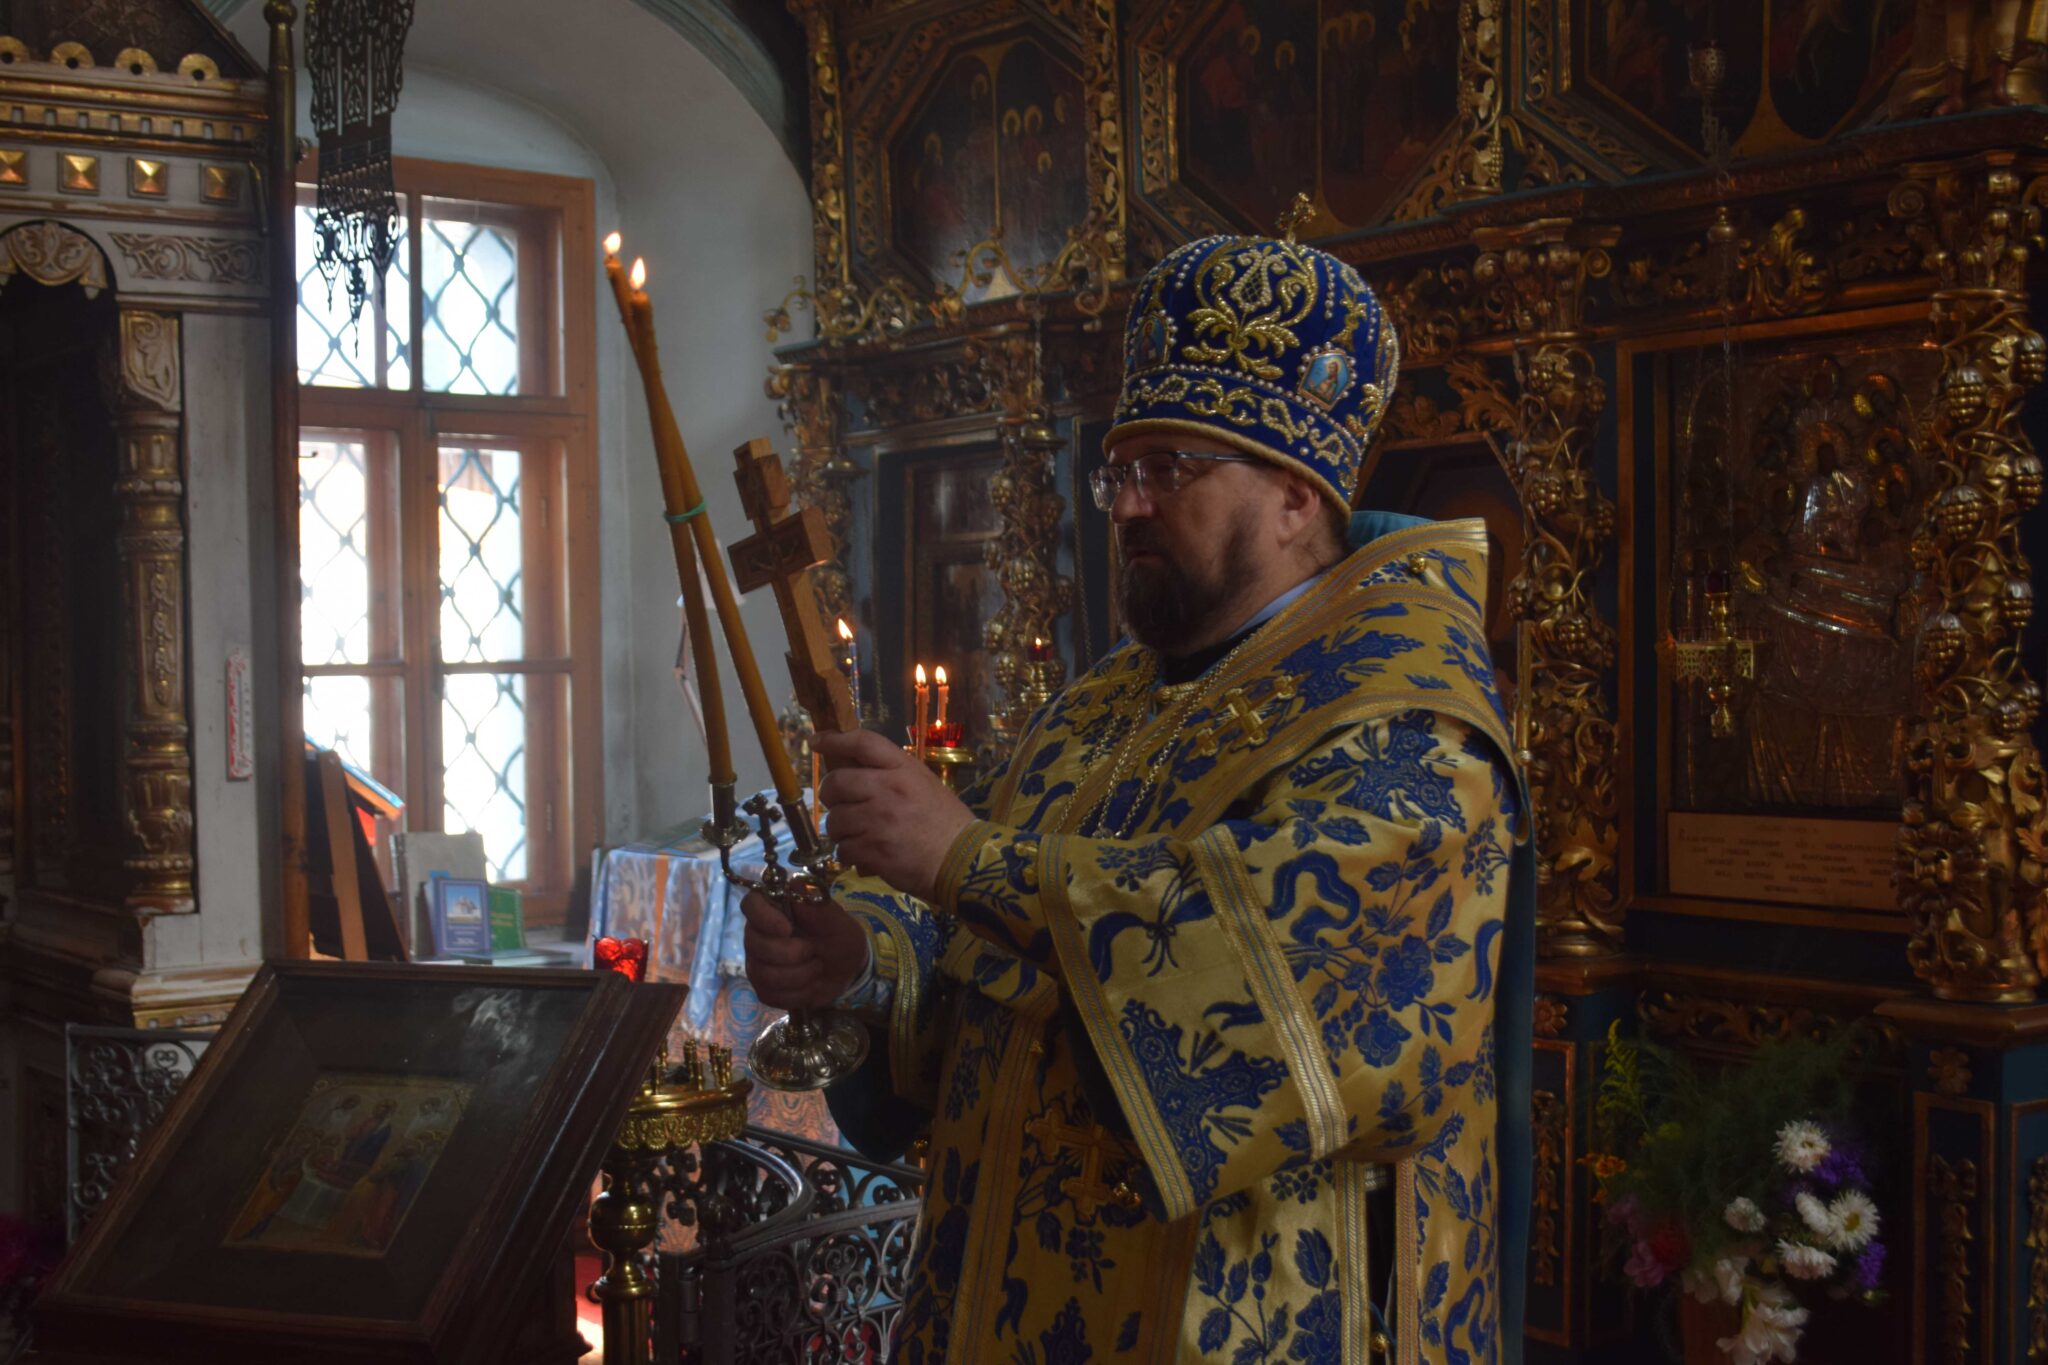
(422, 218), (520, 396)
(442, 673), (527, 883)
(299, 438), (371, 665)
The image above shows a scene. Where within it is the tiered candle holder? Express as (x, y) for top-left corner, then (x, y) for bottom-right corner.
(589, 1037), (751, 1362)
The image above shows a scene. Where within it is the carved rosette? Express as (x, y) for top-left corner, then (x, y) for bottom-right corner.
(1888, 161), (2048, 1002)
(1472, 221), (1623, 958)
(981, 332), (1074, 721)
(112, 310), (194, 914)
(768, 362), (860, 628)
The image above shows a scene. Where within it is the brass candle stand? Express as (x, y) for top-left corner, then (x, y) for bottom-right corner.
(710, 784), (870, 1092)
(916, 744), (975, 791)
(589, 1039), (752, 1365)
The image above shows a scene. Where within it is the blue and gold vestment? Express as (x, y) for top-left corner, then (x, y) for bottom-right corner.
(827, 516), (1535, 1365)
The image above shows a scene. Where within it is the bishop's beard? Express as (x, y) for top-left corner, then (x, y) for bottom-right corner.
(1115, 507), (1257, 652)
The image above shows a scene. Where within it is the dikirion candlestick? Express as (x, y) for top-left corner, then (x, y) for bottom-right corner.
(603, 234), (733, 788)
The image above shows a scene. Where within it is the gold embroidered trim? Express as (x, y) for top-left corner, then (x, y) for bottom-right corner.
(1397, 1159), (1420, 1365)
(1338, 1159), (1372, 1365)
(1189, 825), (1346, 1157)
(933, 819), (996, 915)
(1035, 831), (1199, 1220)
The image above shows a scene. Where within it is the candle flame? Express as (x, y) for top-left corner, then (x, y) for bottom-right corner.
(603, 230), (622, 257)
(837, 618), (853, 641)
(935, 665), (948, 685)
(1032, 636), (1044, 649)
(915, 663), (928, 685)
(629, 257), (647, 290)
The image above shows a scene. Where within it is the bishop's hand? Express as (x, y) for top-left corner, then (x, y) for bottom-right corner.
(815, 728), (976, 904)
(740, 889), (867, 1009)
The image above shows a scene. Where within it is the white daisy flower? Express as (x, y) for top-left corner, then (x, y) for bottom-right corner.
(1778, 1239), (1837, 1280)
(1712, 1256), (1748, 1305)
(1775, 1119), (1830, 1173)
(1724, 1196), (1767, 1233)
(1795, 1190), (1841, 1240)
(1720, 1288), (1809, 1365)
(1827, 1189), (1880, 1251)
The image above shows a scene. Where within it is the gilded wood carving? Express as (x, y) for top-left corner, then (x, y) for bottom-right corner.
(113, 308), (193, 914)
(1889, 159), (2048, 1002)
(0, 220), (110, 296)
(1472, 219), (1623, 956)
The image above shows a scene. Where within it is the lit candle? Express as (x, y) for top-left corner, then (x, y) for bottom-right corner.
(935, 665), (949, 741)
(604, 243), (818, 807)
(914, 663), (931, 760)
(837, 617), (861, 723)
(603, 242), (735, 787)
(1029, 635), (1052, 662)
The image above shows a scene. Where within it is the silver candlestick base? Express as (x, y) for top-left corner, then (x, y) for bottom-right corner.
(710, 784), (870, 1093)
(748, 1006), (869, 1092)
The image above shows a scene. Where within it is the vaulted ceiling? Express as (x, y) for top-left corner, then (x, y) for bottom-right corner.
(205, 0), (808, 167)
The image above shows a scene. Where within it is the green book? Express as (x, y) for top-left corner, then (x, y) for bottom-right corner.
(488, 885), (526, 953)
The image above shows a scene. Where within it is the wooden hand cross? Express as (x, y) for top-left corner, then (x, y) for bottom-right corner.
(729, 437), (859, 737)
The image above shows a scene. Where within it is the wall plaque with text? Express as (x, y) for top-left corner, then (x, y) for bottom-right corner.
(1667, 812), (1897, 912)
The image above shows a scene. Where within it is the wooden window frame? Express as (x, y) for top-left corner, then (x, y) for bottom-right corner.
(296, 157), (601, 930)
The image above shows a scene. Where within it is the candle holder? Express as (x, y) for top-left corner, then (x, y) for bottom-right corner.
(1659, 578), (1765, 740)
(708, 785), (869, 1092)
(907, 723), (975, 790)
(590, 1035), (751, 1362)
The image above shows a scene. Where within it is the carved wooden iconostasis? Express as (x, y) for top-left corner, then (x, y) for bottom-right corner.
(0, 0), (285, 1227)
(768, 0), (2048, 1359)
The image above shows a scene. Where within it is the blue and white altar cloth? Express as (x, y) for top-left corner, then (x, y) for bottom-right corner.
(586, 793), (838, 1145)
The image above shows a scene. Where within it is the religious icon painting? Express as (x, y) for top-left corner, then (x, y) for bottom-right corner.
(34, 961), (684, 1365)
(1299, 347), (1353, 408)
(433, 875), (492, 957)
(1132, 309), (1173, 370)
(224, 1073), (473, 1256)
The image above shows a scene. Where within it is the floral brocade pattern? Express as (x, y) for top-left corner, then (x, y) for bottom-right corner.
(830, 523), (1519, 1363)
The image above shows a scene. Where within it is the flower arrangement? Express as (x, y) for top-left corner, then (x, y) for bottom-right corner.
(1586, 1024), (1885, 1365)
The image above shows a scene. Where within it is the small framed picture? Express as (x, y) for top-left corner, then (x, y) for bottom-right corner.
(34, 962), (684, 1363)
(433, 877), (491, 958)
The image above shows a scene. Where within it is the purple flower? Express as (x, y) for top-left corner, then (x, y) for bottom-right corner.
(1856, 1241), (1886, 1290)
(1815, 1138), (1869, 1189)
(1605, 1195), (1640, 1233)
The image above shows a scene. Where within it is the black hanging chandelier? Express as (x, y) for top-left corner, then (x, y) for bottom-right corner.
(306, 0), (417, 331)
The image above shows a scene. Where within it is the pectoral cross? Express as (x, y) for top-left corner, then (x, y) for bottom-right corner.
(1193, 685), (1276, 758)
(1026, 1113), (1142, 1218)
(729, 437), (859, 735)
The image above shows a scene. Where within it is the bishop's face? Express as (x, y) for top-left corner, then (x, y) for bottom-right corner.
(1106, 434), (1270, 653)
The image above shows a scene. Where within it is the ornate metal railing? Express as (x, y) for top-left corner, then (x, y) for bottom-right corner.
(64, 1024), (212, 1243)
(648, 1127), (923, 1364)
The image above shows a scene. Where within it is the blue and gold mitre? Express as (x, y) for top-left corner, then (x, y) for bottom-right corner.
(1105, 234), (1400, 510)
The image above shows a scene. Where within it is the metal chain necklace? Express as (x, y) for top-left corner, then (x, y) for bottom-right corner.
(1080, 629), (1264, 840)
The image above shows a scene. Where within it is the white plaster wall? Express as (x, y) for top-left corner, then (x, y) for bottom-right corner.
(154, 312), (275, 973)
(229, 2), (810, 851)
